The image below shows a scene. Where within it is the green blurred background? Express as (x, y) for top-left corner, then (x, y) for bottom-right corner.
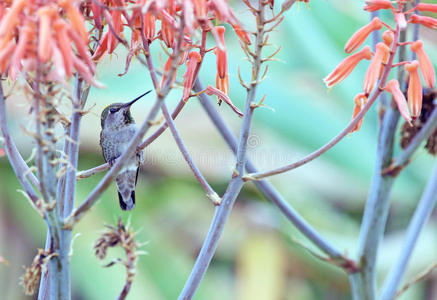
(1, 1), (437, 299)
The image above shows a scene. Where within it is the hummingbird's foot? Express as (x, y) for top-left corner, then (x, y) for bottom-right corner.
(108, 158), (116, 167)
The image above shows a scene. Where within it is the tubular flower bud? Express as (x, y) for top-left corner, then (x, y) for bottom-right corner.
(37, 6), (56, 62)
(363, 42), (389, 94)
(9, 23), (33, 81)
(0, 0), (26, 37)
(232, 24), (251, 45)
(59, 0), (89, 43)
(324, 46), (373, 88)
(344, 17), (382, 53)
(192, 0), (207, 19)
(409, 14), (437, 30)
(161, 56), (177, 88)
(410, 40), (435, 88)
(161, 0), (175, 48)
(0, 41), (16, 73)
(92, 32), (109, 61)
(216, 73), (229, 97)
(405, 60), (423, 118)
(350, 93), (368, 133)
(378, 30), (393, 79)
(143, 13), (156, 41)
(363, 0), (394, 12)
(107, 10), (123, 54)
(215, 26), (227, 79)
(182, 51), (201, 101)
(417, 3), (437, 14)
(384, 79), (412, 123)
(382, 30), (394, 47)
(91, 1), (102, 29)
(53, 20), (74, 77)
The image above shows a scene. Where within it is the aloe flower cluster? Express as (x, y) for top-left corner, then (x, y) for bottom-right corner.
(0, 0), (100, 86)
(324, 0), (436, 132)
(0, 0), (252, 103)
(85, 0), (251, 101)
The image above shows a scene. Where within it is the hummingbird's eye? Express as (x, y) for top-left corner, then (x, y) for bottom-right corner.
(110, 108), (117, 113)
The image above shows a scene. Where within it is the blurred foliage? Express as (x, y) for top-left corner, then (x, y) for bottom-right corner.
(1, 0), (437, 299)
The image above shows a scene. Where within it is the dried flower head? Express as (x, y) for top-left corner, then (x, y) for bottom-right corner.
(94, 218), (144, 299)
(401, 90), (437, 155)
(20, 249), (57, 296)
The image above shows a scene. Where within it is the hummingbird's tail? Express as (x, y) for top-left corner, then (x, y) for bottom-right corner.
(115, 170), (137, 211)
(118, 190), (135, 210)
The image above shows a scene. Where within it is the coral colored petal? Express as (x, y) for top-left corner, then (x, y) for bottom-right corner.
(384, 79), (411, 123)
(363, 42), (389, 94)
(405, 61), (423, 118)
(344, 17), (382, 53)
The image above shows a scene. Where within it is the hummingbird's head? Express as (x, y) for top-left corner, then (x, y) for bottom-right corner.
(101, 90), (152, 129)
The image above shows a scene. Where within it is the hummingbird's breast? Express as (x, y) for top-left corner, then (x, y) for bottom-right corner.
(100, 124), (141, 169)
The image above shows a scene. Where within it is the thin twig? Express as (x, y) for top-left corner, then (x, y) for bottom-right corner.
(243, 92), (380, 181)
(378, 161), (437, 300)
(195, 78), (351, 265)
(179, 2), (276, 298)
(161, 103), (221, 204)
(394, 262), (437, 300)
(0, 83), (40, 203)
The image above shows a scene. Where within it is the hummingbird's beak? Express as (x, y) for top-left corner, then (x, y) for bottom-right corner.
(122, 90), (152, 109)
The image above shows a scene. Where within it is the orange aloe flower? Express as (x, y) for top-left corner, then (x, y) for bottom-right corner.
(384, 79), (411, 123)
(409, 14), (437, 30)
(405, 60), (423, 118)
(91, 1), (103, 29)
(364, 0), (394, 12)
(382, 30), (394, 47)
(416, 3), (437, 14)
(216, 74), (229, 98)
(0, 41), (16, 73)
(9, 22), (34, 81)
(182, 51), (201, 101)
(0, 0), (26, 38)
(108, 10), (123, 54)
(37, 5), (56, 63)
(59, 0), (89, 43)
(161, 56), (177, 88)
(192, 0), (207, 19)
(53, 20), (74, 78)
(363, 42), (389, 94)
(350, 93), (368, 133)
(161, 0), (175, 48)
(143, 13), (156, 41)
(324, 46), (373, 88)
(215, 26), (229, 95)
(344, 17), (383, 53)
(232, 24), (251, 45)
(410, 40), (435, 88)
(92, 32), (109, 61)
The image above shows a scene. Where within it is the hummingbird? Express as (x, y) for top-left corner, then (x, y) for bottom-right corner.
(99, 90), (152, 210)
